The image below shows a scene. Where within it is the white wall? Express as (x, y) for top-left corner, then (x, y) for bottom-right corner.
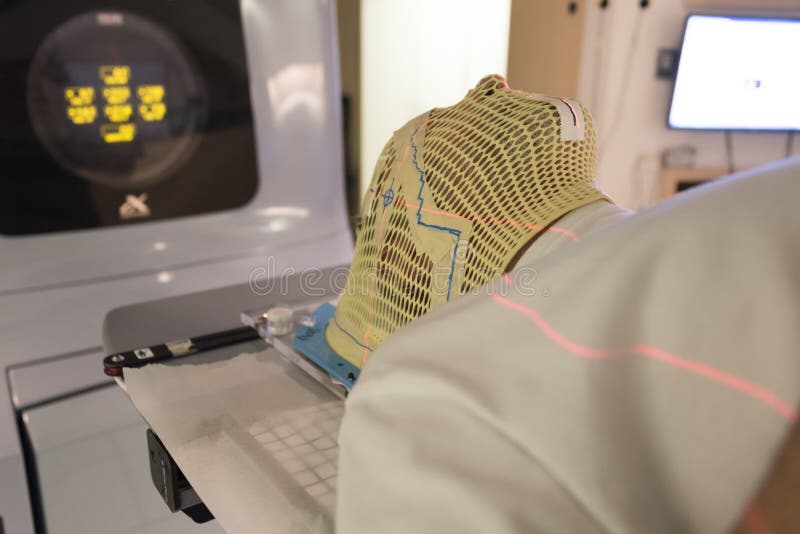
(360, 0), (511, 195)
(577, 0), (799, 209)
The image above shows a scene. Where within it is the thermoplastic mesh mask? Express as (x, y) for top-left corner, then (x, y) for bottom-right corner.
(327, 75), (609, 368)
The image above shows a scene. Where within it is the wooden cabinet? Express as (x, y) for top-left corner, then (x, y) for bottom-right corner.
(507, 0), (586, 97)
(659, 167), (742, 198)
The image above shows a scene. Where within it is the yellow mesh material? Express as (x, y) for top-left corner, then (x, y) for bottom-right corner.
(327, 75), (610, 368)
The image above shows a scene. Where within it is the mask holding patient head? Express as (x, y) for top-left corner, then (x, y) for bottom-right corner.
(327, 74), (610, 368)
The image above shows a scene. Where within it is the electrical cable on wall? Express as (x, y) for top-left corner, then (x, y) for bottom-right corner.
(596, 5), (647, 169)
(630, 153), (646, 207)
(589, 2), (610, 113)
(725, 131), (735, 175)
(599, 6), (645, 140)
(630, 153), (658, 208)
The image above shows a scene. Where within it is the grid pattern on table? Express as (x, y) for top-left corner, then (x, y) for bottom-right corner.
(248, 401), (344, 513)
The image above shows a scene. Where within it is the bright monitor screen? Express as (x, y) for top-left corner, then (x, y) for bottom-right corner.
(668, 14), (800, 131)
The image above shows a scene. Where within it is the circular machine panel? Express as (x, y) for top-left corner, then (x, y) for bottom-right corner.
(0, 0), (258, 236)
(26, 11), (206, 189)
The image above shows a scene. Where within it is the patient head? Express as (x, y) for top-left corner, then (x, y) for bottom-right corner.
(327, 75), (608, 367)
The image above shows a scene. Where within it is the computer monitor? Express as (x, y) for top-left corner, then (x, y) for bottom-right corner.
(668, 14), (800, 131)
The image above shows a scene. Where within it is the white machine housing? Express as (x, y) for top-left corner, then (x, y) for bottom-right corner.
(0, 1), (352, 532)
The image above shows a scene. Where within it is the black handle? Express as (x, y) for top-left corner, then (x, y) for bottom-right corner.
(103, 326), (260, 376)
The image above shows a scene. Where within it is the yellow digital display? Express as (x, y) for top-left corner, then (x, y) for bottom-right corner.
(104, 104), (133, 123)
(139, 102), (167, 122)
(67, 105), (97, 125)
(64, 86), (94, 106)
(102, 86), (130, 105)
(25, 10), (209, 197)
(137, 85), (167, 122)
(100, 123), (136, 143)
(137, 85), (165, 104)
(64, 66), (168, 143)
(99, 65), (130, 86)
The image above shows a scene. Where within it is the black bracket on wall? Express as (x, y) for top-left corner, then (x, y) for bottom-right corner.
(656, 48), (680, 79)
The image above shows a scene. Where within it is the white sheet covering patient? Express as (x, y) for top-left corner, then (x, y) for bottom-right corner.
(336, 157), (800, 533)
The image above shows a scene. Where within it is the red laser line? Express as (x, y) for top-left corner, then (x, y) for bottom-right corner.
(361, 326), (372, 367)
(490, 294), (798, 422)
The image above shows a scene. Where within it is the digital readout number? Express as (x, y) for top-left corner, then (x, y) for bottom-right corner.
(64, 65), (167, 144)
